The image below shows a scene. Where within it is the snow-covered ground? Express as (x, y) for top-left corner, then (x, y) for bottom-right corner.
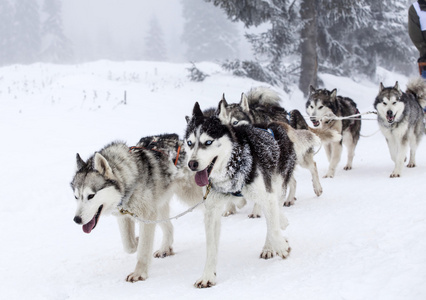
(0, 61), (425, 300)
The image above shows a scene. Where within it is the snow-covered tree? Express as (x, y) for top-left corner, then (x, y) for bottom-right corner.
(13, 0), (41, 64)
(41, 0), (73, 63)
(144, 15), (167, 61)
(181, 0), (239, 62)
(0, 0), (14, 66)
(207, 0), (414, 95)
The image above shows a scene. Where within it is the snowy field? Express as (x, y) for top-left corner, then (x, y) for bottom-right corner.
(0, 61), (425, 300)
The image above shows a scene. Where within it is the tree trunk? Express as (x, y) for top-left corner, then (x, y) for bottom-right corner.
(298, 0), (318, 97)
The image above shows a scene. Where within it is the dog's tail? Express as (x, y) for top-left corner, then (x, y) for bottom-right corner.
(289, 109), (341, 143)
(245, 86), (281, 106)
(406, 77), (426, 108)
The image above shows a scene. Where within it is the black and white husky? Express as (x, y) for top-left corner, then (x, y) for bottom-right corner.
(374, 77), (426, 177)
(306, 86), (362, 178)
(184, 101), (295, 288)
(71, 134), (203, 283)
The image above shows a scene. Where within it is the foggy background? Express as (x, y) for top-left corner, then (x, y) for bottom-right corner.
(0, 0), (418, 93)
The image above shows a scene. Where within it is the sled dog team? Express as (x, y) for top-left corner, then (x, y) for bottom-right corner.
(71, 78), (426, 288)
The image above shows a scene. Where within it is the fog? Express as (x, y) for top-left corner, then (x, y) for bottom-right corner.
(62, 0), (186, 62)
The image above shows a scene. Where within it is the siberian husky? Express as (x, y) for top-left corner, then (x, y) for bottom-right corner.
(184, 101), (295, 288)
(306, 86), (362, 178)
(374, 77), (426, 177)
(71, 134), (203, 283)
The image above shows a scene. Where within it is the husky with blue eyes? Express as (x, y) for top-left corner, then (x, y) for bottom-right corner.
(306, 86), (361, 178)
(184, 101), (295, 288)
(71, 134), (203, 283)
(374, 78), (426, 177)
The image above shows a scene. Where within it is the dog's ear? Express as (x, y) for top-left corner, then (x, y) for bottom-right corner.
(192, 102), (203, 118)
(330, 89), (337, 101)
(76, 153), (86, 170)
(379, 82), (385, 93)
(217, 98), (229, 123)
(393, 81), (402, 94)
(93, 153), (114, 179)
(309, 85), (316, 95)
(221, 93), (228, 106)
(239, 93), (250, 112)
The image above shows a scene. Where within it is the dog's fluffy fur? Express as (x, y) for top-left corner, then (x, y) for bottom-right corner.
(306, 86), (362, 178)
(184, 101), (294, 288)
(374, 77), (426, 177)
(71, 134), (202, 283)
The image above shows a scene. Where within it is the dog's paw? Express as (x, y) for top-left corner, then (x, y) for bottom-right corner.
(222, 201), (236, 217)
(314, 186), (323, 197)
(260, 249), (275, 259)
(276, 245), (291, 259)
(222, 210), (235, 217)
(323, 173), (334, 178)
(248, 213), (261, 218)
(194, 275), (216, 288)
(390, 172), (401, 178)
(407, 163), (416, 168)
(283, 197), (296, 207)
(153, 247), (174, 258)
(343, 165), (352, 171)
(126, 271), (147, 283)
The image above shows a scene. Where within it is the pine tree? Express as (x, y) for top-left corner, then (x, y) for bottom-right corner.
(144, 15), (167, 61)
(13, 0), (41, 64)
(0, 0), (14, 66)
(41, 0), (73, 63)
(207, 0), (414, 95)
(181, 0), (239, 62)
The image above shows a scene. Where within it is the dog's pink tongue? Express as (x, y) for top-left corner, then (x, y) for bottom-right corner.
(82, 216), (96, 234)
(195, 168), (209, 187)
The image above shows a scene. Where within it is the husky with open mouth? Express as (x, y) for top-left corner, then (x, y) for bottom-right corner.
(374, 78), (426, 177)
(71, 134), (203, 283)
(306, 86), (361, 178)
(184, 101), (294, 288)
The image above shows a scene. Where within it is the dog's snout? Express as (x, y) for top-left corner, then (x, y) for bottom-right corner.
(188, 160), (199, 171)
(74, 216), (82, 224)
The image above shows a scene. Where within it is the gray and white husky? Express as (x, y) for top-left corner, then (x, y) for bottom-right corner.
(306, 86), (362, 178)
(374, 77), (426, 177)
(71, 134), (202, 283)
(184, 101), (294, 288)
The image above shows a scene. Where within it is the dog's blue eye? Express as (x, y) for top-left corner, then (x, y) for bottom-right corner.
(232, 121), (239, 125)
(187, 141), (192, 147)
(205, 140), (213, 146)
(88, 194), (95, 200)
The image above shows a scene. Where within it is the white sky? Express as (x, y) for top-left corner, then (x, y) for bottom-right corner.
(62, 0), (186, 61)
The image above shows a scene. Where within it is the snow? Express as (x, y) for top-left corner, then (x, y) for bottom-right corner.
(0, 61), (425, 300)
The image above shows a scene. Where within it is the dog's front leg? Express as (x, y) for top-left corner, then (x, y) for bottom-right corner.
(390, 141), (408, 178)
(126, 222), (156, 282)
(117, 215), (138, 254)
(194, 194), (223, 288)
(260, 194), (290, 259)
(324, 141), (342, 178)
(154, 203), (174, 258)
